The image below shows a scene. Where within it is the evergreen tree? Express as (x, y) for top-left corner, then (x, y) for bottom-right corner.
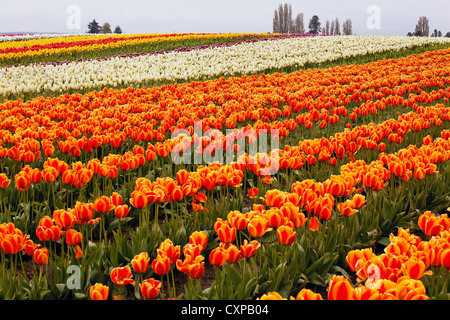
(114, 26), (123, 34)
(308, 15), (321, 34)
(87, 19), (101, 34)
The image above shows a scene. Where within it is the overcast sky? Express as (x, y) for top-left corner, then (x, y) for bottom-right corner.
(1, 0), (449, 36)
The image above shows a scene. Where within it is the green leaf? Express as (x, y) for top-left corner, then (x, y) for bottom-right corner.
(382, 199), (395, 221)
(243, 277), (259, 298)
(377, 236), (391, 247)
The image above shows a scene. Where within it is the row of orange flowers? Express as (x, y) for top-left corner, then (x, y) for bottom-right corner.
(1, 48), (449, 170)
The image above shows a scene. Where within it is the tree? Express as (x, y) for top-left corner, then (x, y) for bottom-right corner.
(330, 19), (335, 35)
(114, 26), (123, 34)
(273, 3), (293, 34)
(415, 16), (429, 37)
(292, 13), (305, 34)
(446, 32), (450, 38)
(100, 22), (112, 34)
(273, 9), (280, 33)
(87, 19), (101, 34)
(342, 19), (353, 35)
(308, 15), (321, 34)
(324, 20), (330, 35)
(334, 18), (341, 35)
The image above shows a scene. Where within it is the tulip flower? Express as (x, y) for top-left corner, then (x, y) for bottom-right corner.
(189, 231), (208, 251)
(94, 196), (115, 214)
(217, 223), (236, 244)
(53, 209), (75, 229)
(209, 246), (229, 267)
(131, 252), (151, 274)
(33, 247), (49, 265)
(247, 216), (270, 238)
(110, 266), (135, 286)
(225, 244), (241, 263)
(152, 254), (171, 276)
(139, 278), (161, 300)
(258, 292), (286, 300)
(248, 187), (258, 199)
(239, 239), (261, 259)
(0, 173), (11, 188)
(308, 216), (319, 232)
(65, 228), (82, 246)
(401, 259), (432, 280)
(327, 275), (356, 300)
(277, 225), (296, 245)
(291, 288), (323, 300)
(158, 239), (181, 265)
(114, 205), (130, 219)
(90, 283), (110, 300)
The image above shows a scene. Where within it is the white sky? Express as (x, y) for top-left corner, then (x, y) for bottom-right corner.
(0, 0), (449, 36)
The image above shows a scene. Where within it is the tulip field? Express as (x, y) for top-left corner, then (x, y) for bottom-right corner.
(2, 32), (450, 301)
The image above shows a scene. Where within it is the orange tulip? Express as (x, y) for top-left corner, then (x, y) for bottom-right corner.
(90, 283), (109, 300)
(94, 196), (114, 214)
(0, 173), (11, 188)
(258, 292), (285, 300)
(346, 248), (374, 272)
(189, 231), (208, 251)
(225, 244), (241, 263)
(440, 249), (450, 269)
(176, 254), (205, 279)
(110, 266), (135, 286)
(352, 194), (366, 209)
(209, 246), (229, 267)
(139, 278), (161, 300)
(338, 200), (358, 217)
(130, 191), (148, 209)
(14, 172), (30, 192)
(217, 223), (236, 244)
(158, 239), (181, 265)
(131, 252), (150, 274)
(114, 205), (130, 219)
(309, 216), (319, 231)
(401, 259), (432, 280)
(152, 254), (171, 276)
(74, 201), (94, 223)
(291, 288), (323, 300)
(33, 247), (49, 265)
(1, 233), (25, 255)
(328, 275), (356, 300)
(110, 192), (123, 206)
(65, 228), (82, 246)
(277, 225), (296, 245)
(239, 239), (260, 259)
(42, 166), (58, 183)
(248, 187), (259, 199)
(418, 211), (445, 237)
(23, 239), (40, 256)
(247, 216), (270, 238)
(53, 209), (75, 229)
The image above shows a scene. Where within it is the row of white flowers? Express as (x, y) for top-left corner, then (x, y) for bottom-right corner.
(1, 35), (450, 98)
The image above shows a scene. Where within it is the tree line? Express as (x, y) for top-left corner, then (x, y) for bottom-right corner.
(407, 16), (450, 37)
(272, 3), (352, 35)
(87, 19), (123, 34)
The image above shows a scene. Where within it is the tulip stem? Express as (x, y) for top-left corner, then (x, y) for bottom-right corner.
(171, 270), (176, 297)
(442, 268), (449, 300)
(160, 277), (166, 300)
